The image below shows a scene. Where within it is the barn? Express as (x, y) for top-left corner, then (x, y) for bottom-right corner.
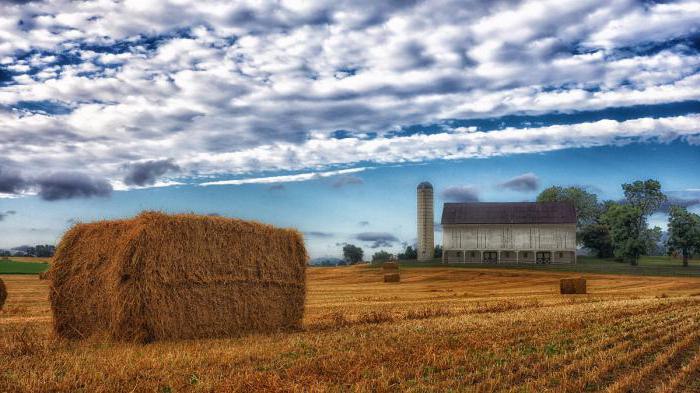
(441, 202), (577, 264)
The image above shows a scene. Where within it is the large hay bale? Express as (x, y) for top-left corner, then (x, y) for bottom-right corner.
(0, 278), (6, 311)
(50, 211), (307, 342)
(384, 273), (400, 283)
(560, 277), (586, 294)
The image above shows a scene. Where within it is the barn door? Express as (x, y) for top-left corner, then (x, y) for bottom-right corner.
(483, 251), (498, 263)
(536, 251), (551, 264)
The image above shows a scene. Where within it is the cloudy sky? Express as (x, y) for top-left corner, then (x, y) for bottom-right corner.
(1, 0), (699, 258)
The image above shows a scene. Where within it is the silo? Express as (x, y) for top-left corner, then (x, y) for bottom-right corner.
(417, 182), (434, 261)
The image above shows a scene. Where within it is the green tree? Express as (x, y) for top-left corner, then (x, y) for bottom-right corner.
(602, 204), (646, 265)
(667, 206), (700, 267)
(580, 223), (614, 258)
(537, 186), (600, 240)
(398, 245), (417, 260)
(371, 250), (393, 263)
(622, 179), (667, 217)
(642, 226), (664, 256)
(434, 245), (443, 258)
(342, 244), (364, 264)
(619, 179), (667, 265)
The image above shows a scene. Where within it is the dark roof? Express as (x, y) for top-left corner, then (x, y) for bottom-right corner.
(417, 181), (433, 190)
(441, 202), (576, 225)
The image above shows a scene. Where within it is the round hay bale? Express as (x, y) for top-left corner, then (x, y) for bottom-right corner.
(38, 271), (48, 280)
(0, 278), (6, 311)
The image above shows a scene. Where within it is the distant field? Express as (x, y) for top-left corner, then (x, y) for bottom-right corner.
(2, 266), (700, 392)
(0, 259), (49, 274)
(2, 256), (52, 263)
(395, 255), (700, 277)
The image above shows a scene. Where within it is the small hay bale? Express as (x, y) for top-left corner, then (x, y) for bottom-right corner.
(50, 211), (308, 342)
(0, 278), (6, 311)
(38, 271), (48, 280)
(384, 273), (401, 283)
(560, 277), (586, 294)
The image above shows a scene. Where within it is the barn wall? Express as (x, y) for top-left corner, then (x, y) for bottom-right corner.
(443, 224), (576, 251)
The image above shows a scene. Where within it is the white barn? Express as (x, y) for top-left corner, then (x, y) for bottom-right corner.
(441, 202), (577, 264)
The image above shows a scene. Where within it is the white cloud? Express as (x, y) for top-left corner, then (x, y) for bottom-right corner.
(200, 167), (367, 186)
(0, 0), (699, 195)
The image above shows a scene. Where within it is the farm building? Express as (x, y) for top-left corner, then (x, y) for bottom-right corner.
(440, 202), (577, 264)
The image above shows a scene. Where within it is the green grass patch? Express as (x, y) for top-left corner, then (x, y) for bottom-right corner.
(0, 259), (49, 274)
(389, 256), (700, 277)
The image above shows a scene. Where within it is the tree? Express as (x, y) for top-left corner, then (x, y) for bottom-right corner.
(667, 206), (700, 267)
(602, 204), (646, 265)
(342, 244), (364, 264)
(622, 179), (667, 217)
(537, 186), (600, 241)
(397, 245), (417, 260)
(434, 245), (443, 258)
(619, 179), (667, 265)
(642, 226), (664, 256)
(371, 250), (393, 263)
(34, 244), (56, 258)
(580, 223), (614, 258)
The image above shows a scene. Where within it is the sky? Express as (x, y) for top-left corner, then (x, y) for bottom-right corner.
(0, 0), (699, 258)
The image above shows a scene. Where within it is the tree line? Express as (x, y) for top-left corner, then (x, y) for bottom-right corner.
(539, 179), (699, 266)
(0, 244), (56, 258)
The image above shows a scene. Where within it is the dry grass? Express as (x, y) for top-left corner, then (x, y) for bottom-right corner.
(50, 211), (307, 342)
(3, 265), (700, 392)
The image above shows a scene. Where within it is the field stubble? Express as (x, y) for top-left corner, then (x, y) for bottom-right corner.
(2, 266), (700, 392)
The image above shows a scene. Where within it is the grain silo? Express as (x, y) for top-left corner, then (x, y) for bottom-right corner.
(417, 181), (434, 261)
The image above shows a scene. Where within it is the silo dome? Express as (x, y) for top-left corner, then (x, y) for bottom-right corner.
(417, 181), (433, 190)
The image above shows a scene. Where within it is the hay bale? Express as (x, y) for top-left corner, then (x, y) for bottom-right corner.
(0, 278), (6, 311)
(382, 262), (400, 283)
(384, 273), (400, 283)
(560, 277), (586, 294)
(50, 211), (308, 342)
(38, 271), (48, 280)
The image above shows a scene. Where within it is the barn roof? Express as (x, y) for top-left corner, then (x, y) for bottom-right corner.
(441, 202), (576, 225)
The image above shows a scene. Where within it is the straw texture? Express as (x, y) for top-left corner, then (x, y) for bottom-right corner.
(49, 211), (307, 342)
(0, 278), (6, 311)
(560, 277), (586, 294)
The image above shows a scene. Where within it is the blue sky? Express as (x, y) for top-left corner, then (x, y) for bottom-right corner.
(1, 0), (700, 258)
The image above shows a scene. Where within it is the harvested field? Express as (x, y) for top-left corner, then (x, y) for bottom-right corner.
(2, 266), (700, 392)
